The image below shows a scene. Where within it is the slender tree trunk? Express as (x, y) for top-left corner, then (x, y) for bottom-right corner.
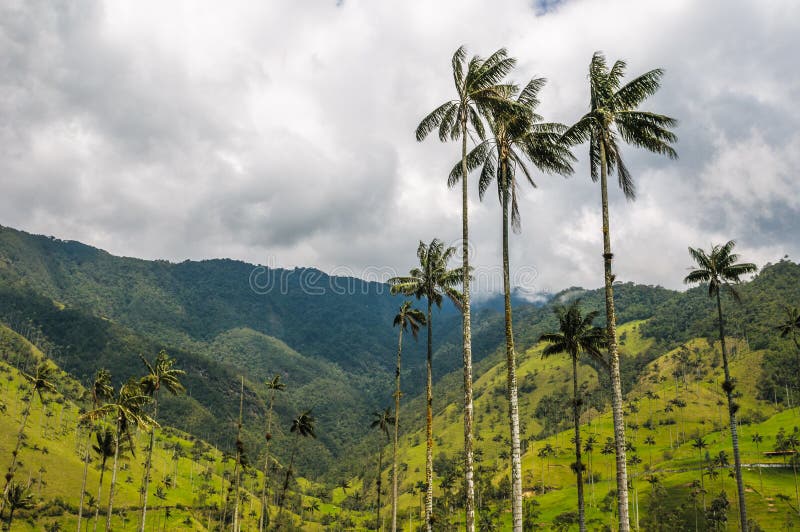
(93, 462), (107, 532)
(392, 328), (404, 532)
(259, 389), (278, 532)
(0, 390), (34, 516)
(424, 298), (434, 532)
(77, 427), (91, 532)
(573, 355), (586, 532)
(500, 172), (523, 532)
(716, 292), (748, 531)
(233, 377), (244, 532)
(376, 447), (384, 531)
(599, 141), (630, 532)
(277, 439), (298, 524)
(699, 450), (706, 511)
(139, 389), (159, 532)
(106, 416), (122, 532)
(460, 112), (476, 532)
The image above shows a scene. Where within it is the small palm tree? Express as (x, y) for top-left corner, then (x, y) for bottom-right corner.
(1, 361), (57, 516)
(260, 374), (286, 532)
(389, 239), (463, 531)
(563, 52), (677, 532)
(3, 480), (34, 530)
(371, 407), (394, 531)
(751, 433), (764, 495)
(416, 49), (515, 530)
(685, 240), (756, 531)
(277, 410), (316, 523)
(692, 436), (709, 510)
(776, 306), (800, 353)
(82, 378), (156, 532)
(391, 301), (425, 532)
(539, 301), (606, 532)
(78, 369), (113, 532)
(138, 351), (184, 532)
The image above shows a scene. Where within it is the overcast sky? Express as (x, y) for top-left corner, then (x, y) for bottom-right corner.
(1, 0), (798, 296)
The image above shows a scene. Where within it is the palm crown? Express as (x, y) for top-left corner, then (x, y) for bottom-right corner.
(291, 410), (316, 439)
(539, 300), (608, 364)
(393, 301), (426, 339)
(388, 239), (464, 309)
(562, 51), (678, 199)
(22, 361), (58, 403)
(140, 350), (185, 397)
(684, 241), (757, 299)
(452, 77), (575, 230)
(82, 379), (157, 456)
(371, 407), (395, 442)
(416, 46), (516, 145)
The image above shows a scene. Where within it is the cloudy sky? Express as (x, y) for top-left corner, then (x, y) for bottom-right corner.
(1, 0), (798, 296)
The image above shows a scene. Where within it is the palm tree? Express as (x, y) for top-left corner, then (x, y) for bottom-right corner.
(3, 480), (34, 530)
(539, 301), (606, 532)
(751, 433), (764, 496)
(277, 410), (316, 524)
(391, 302), (425, 532)
(685, 240), (756, 531)
(78, 369), (114, 532)
(1, 361), (57, 516)
(389, 239), (463, 532)
(372, 407), (394, 531)
(92, 427), (128, 532)
(692, 436), (708, 510)
(138, 351), (184, 532)
(82, 378), (156, 532)
(562, 51), (677, 532)
(416, 47), (514, 532)
(260, 374), (286, 532)
(455, 75), (574, 531)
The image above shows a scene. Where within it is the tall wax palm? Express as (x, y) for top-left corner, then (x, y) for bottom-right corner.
(1, 361), (57, 516)
(232, 377), (246, 532)
(78, 369), (114, 532)
(389, 239), (463, 532)
(372, 407), (394, 531)
(562, 51), (677, 531)
(692, 436), (709, 510)
(684, 240), (756, 531)
(259, 374), (286, 532)
(391, 301), (425, 532)
(138, 351), (184, 532)
(277, 410), (316, 524)
(416, 47), (514, 532)
(539, 301), (607, 532)
(82, 378), (156, 532)
(455, 76), (574, 531)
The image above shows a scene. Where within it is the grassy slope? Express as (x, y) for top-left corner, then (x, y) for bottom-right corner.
(0, 324), (345, 531)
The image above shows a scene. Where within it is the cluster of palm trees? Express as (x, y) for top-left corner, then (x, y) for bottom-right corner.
(384, 45), (678, 532)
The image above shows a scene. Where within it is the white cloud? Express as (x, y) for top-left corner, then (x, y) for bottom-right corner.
(1, 0), (798, 292)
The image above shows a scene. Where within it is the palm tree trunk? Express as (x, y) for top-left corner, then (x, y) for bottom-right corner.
(277, 439), (298, 524)
(699, 450), (706, 511)
(78, 427), (91, 532)
(424, 297), (434, 532)
(376, 447), (384, 531)
(599, 141), (630, 532)
(93, 462), (106, 532)
(0, 390), (34, 516)
(716, 291), (748, 532)
(392, 328), (404, 532)
(500, 175), (523, 532)
(259, 390), (277, 532)
(139, 390), (159, 532)
(460, 112), (476, 532)
(106, 416), (122, 532)
(573, 355), (586, 532)
(233, 377), (244, 532)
